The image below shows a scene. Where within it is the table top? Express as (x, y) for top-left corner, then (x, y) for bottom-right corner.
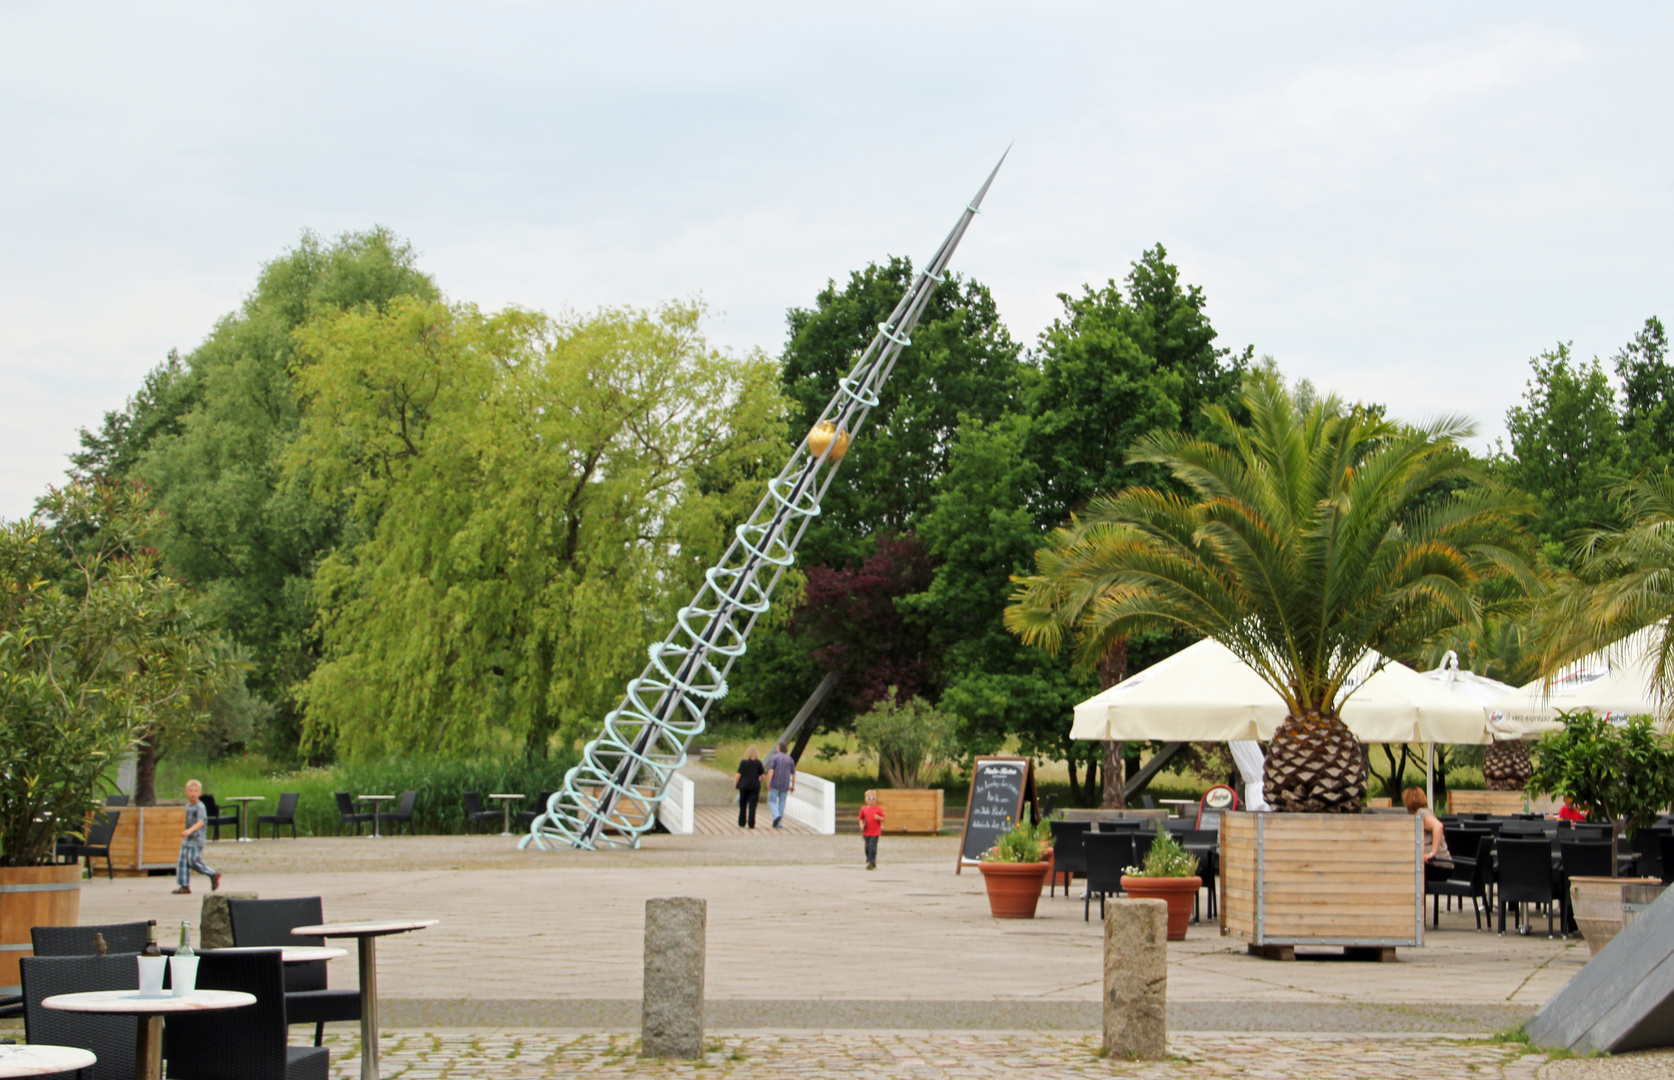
(290, 919), (438, 938)
(358, 794), (396, 802)
(206, 945), (347, 963)
(1157, 799), (1198, 806)
(42, 989), (255, 1014)
(488, 793), (524, 800)
(0, 1045), (98, 1078)
(223, 795), (265, 803)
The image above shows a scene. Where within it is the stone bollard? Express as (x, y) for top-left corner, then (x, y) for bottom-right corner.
(642, 897), (706, 1057)
(199, 892), (258, 950)
(1103, 898), (1168, 1060)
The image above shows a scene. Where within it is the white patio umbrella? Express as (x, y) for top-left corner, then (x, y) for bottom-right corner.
(1071, 638), (1494, 745)
(1417, 651), (1518, 805)
(1485, 627), (1673, 737)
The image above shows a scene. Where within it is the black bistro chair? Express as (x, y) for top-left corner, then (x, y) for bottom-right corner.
(1497, 837), (1565, 937)
(517, 791), (556, 828)
(461, 791), (501, 832)
(228, 896), (360, 1047)
(1632, 829), (1665, 881)
(1082, 832), (1133, 922)
(1426, 835), (1494, 929)
(333, 792), (373, 836)
(21, 953), (140, 1080)
(104, 794), (130, 807)
(164, 948), (330, 1080)
(200, 794), (240, 841)
(32, 921), (150, 957)
(383, 790), (418, 835)
(76, 810), (122, 880)
(257, 792), (301, 839)
(1047, 820), (1090, 897)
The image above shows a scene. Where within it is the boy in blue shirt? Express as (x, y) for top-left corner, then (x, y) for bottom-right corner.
(172, 779), (222, 895)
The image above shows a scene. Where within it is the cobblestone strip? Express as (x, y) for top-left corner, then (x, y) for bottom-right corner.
(304, 1031), (1560, 1079)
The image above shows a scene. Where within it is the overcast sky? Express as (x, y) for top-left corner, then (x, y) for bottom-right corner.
(3, 2), (1671, 518)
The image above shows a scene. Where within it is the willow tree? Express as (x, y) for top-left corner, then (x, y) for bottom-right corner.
(290, 297), (787, 760)
(1007, 368), (1537, 812)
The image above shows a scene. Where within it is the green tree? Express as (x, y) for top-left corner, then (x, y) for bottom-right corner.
(1007, 368), (1539, 812)
(136, 229), (438, 759)
(853, 688), (960, 789)
(290, 297), (787, 760)
(1615, 317), (1674, 467)
(1499, 344), (1627, 553)
(1, 482), (232, 862)
(1526, 711), (1674, 874)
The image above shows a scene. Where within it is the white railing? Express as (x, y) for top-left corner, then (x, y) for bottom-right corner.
(784, 773), (836, 834)
(658, 772), (695, 835)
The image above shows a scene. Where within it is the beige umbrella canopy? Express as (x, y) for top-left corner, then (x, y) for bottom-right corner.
(1486, 628), (1673, 738)
(1071, 638), (1493, 745)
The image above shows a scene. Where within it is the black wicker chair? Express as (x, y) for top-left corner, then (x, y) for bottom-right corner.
(383, 790), (417, 835)
(517, 791), (556, 828)
(461, 792), (501, 833)
(32, 921), (150, 957)
(200, 794), (240, 842)
(104, 794), (129, 807)
(1082, 832), (1133, 922)
(1047, 820), (1090, 897)
(333, 793), (373, 836)
(76, 810), (122, 880)
(227, 897), (361, 1047)
(21, 953), (140, 1080)
(1427, 835), (1493, 929)
(1498, 837), (1565, 937)
(257, 792), (301, 840)
(164, 948), (330, 1080)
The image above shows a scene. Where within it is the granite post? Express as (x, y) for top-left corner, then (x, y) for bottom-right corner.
(1103, 897), (1168, 1059)
(198, 892), (257, 950)
(642, 897), (706, 1057)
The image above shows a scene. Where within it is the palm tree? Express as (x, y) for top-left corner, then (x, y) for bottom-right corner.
(1537, 469), (1674, 707)
(1007, 369), (1537, 812)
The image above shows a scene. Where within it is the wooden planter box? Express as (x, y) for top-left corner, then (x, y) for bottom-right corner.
(108, 805), (188, 876)
(1447, 790), (1529, 815)
(876, 789), (943, 834)
(1220, 811), (1423, 960)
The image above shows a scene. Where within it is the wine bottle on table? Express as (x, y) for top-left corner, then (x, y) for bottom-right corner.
(142, 920), (161, 957)
(177, 921), (194, 957)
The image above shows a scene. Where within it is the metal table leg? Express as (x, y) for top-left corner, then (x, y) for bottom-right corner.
(358, 936), (380, 1080)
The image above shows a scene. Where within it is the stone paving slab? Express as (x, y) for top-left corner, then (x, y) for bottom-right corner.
(284, 1030), (1674, 1079)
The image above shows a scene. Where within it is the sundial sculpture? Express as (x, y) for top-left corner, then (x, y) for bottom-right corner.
(523, 152), (1008, 851)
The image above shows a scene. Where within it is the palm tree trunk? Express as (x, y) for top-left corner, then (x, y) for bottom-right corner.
(1099, 638), (1129, 809)
(1264, 712), (1368, 813)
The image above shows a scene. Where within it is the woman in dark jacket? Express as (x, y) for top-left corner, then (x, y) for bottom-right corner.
(735, 745), (766, 828)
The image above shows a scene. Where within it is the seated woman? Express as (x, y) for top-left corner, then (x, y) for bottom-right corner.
(1403, 787), (1454, 881)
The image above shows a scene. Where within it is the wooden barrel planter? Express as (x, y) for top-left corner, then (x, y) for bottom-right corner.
(1569, 877), (1664, 956)
(1220, 811), (1423, 961)
(876, 789), (944, 834)
(1, 864), (83, 994)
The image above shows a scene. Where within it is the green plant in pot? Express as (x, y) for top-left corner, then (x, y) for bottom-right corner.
(1119, 822), (1203, 940)
(978, 819), (1050, 919)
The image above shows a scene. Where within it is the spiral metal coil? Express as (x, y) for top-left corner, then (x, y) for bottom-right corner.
(523, 151), (1007, 850)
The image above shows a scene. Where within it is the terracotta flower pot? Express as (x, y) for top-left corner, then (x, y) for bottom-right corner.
(1120, 875), (1201, 940)
(978, 861), (1050, 918)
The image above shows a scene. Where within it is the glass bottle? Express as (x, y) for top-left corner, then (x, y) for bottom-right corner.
(177, 920), (194, 958)
(141, 920), (161, 957)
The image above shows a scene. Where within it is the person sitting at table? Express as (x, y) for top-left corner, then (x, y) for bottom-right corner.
(1402, 787), (1453, 880)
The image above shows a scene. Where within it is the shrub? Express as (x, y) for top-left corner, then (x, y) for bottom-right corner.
(853, 688), (960, 789)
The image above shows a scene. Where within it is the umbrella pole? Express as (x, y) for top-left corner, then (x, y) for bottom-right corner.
(1425, 743), (1434, 810)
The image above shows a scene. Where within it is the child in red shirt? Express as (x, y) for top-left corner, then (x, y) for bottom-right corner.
(858, 790), (885, 870)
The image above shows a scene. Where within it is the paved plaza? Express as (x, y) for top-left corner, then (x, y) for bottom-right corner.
(50, 830), (1672, 1076)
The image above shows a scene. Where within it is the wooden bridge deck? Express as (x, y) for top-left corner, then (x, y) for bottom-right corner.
(690, 806), (818, 836)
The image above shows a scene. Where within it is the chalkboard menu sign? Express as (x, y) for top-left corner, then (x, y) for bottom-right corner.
(956, 756), (1037, 872)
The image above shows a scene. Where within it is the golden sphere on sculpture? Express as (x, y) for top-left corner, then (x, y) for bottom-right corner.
(806, 420), (851, 462)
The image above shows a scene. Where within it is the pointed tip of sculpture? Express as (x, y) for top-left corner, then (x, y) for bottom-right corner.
(968, 145), (1011, 212)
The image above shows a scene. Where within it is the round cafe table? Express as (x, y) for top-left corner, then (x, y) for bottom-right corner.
(290, 920), (437, 1080)
(0, 1044), (97, 1078)
(223, 795), (264, 842)
(205, 945), (348, 964)
(358, 794), (396, 838)
(42, 989), (255, 1080)
(488, 793), (524, 836)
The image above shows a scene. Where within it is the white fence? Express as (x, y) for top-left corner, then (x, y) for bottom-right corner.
(658, 772), (695, 835)
(784, 772), (837, 834)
